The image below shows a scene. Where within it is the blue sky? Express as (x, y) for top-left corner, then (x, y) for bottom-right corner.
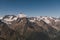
(0, 0), (60, 17)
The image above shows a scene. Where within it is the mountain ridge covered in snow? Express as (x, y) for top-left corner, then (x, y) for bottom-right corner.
(0, 13), (60, 24)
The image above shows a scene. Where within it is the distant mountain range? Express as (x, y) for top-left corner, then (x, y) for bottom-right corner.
(0, 13), (60, 40)
(0, 13), (60, 24)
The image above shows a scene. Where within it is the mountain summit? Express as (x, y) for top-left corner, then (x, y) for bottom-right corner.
(17, 13), (27, 18)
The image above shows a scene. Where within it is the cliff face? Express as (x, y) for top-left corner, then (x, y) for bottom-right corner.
(0, 16), (60, 40)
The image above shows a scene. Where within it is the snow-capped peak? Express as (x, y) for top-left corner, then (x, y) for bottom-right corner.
(17, 13), (27, 18)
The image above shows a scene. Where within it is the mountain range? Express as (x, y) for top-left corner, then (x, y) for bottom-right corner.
(0, 13), (60, 40)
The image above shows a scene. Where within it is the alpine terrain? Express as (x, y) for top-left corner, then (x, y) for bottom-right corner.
(0, 13), (60, 40)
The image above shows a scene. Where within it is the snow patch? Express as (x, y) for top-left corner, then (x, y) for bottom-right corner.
(29, 20), (35, 22)
(13, 17), (18, 20)
(4, 18), (14, 21)
(55, 20), (60, 22)
(41, 17), (51, 24)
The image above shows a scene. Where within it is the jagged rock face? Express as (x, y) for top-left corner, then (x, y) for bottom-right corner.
(0, 20), (18, 40)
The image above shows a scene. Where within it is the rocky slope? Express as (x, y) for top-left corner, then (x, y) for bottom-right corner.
(0, 20), (20, 40)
